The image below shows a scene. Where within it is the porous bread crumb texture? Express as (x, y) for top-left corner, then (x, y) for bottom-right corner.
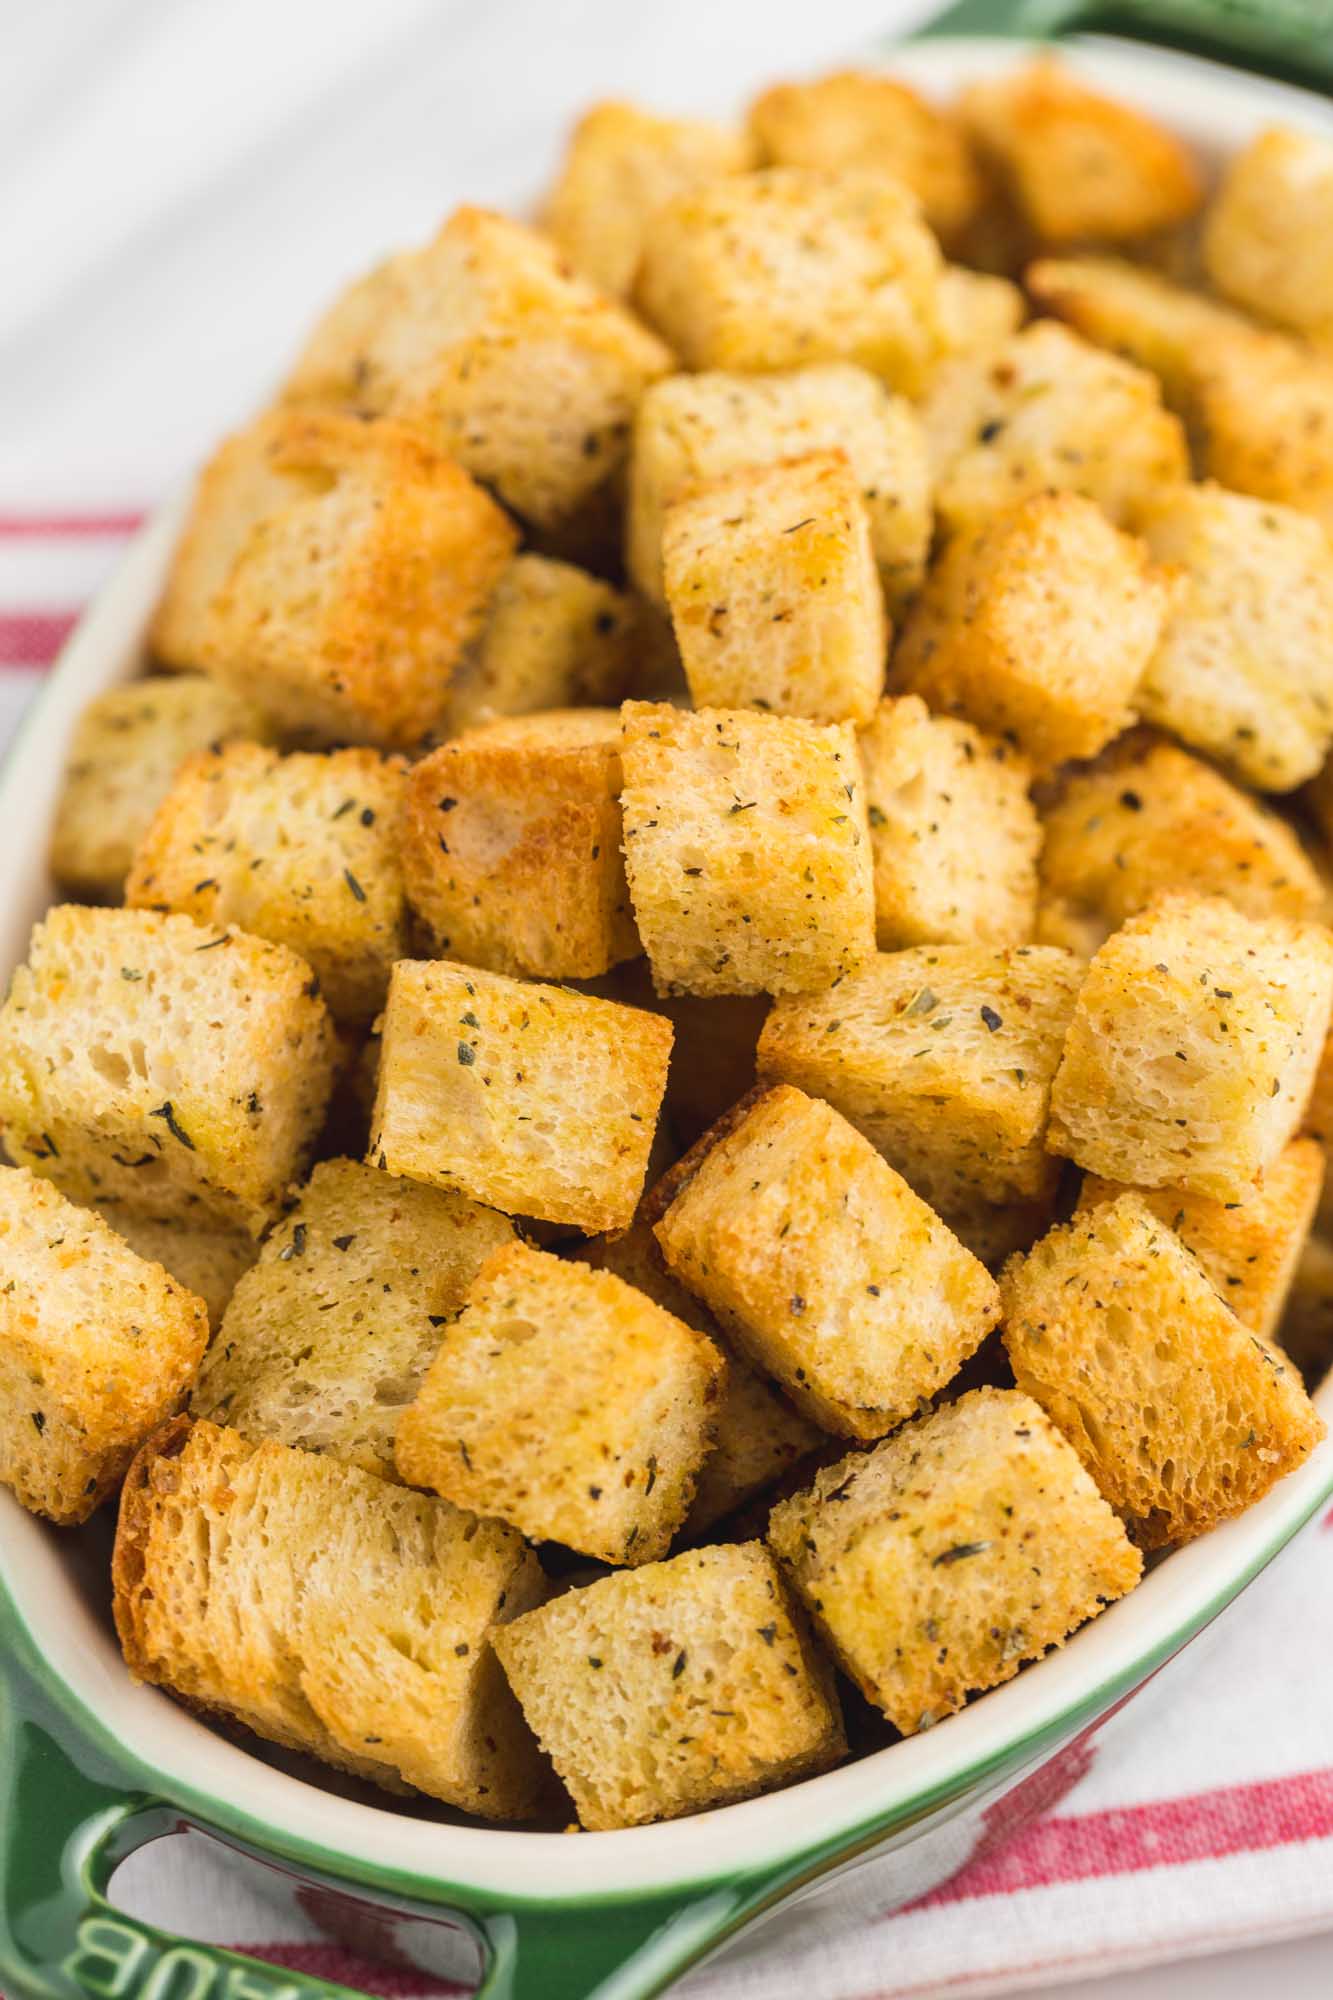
(769, 1387), (1141, 1734)
(1203, 126), (1333, 343)
(93, 1207), (255, 1332)
(442, 555), (639, 735)
(0, 906), (338, 1237)
(191, 1158), (515, 1480)
(0, 1169), (208, 1523)
(654, 1085), (1000, 1440)
(396, 1240), (725, 1563)
(1047, 895), (1333, 1202)
(619, 701), (874, 997)
(1001, 1194), (1325, 1547)
(113, 1418), (551, 1817)
(493, 1541), (844, 1828)
(368, 958), (671, 1231)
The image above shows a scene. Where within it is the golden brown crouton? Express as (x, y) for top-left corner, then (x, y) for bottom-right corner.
(442, 555), (639, 735)
(493, 1542), (843, 1828)
(1278, 1234), (1333, 1383)
(769, 1387), (1140, 1733)
(932, 264), (1026, 372)
(1192, 334), (1333, 534)
(0, 906), (338, 1236)
(93, 1208), (256, 1332)
(1204, 127), (1333, 343)
(369, 958), (672, 1232)
(1048, 896), (1333, 1201)
(0, 1169), (208, 1524)
(663, 452), (887, 725)
(602, 958), (769, 1148)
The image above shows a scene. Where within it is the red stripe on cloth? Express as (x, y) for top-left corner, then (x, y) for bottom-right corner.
(0, 612), (77, 665)
(228, 1943), (468, 1997)
(1323, 1501), (1333, 1529)
(0, 511), (144, 537)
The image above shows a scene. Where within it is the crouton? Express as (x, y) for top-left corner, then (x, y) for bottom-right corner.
(153, 407), (517, 749)
(603, 958), (769, 1147)
(663, 452), (887, 725)
(544, 100), (755, 297)
(191, 1159), (515, 1480)
(0, 1170), (208, 1524)
(757, 945), (1084, 1211)
(493, 1542), (843, 1828)
(0, 906), (338, 1235)
(1192, 335), (1333, 534)
(442, 555), (638, 735)
(1204, 127), (1333, 342)
(1134, 483), (1333, 791)
(748, 70), (982, 244)
(921, 323), (1189, 540)
(1048, 896), (1333, 1201)
(769, 1387), (1140, 1733)
(620, 701), (874, 997)
(396, 709), (638, 981)
(653, 1085), (1000, 1440)
(893, 490), (1167, 773)
(933, 265), (1025, 369)
(50, 677), (271, 903)
(125, 744), (407, 1024)
(860, 696), (1039, 949)
(943, 1192), (1059, 1271)
(1279, 1234), (1333, 1382)
(113, 1417), (550, 1816)
(628, 364), (931, 613)
(369, 958), (671, 1231)
(93, 1208), (256, 1332)
(959, 60), (1203, 243)
(1002, 1194), (1325, 1545)
(634, 168), (943, 392)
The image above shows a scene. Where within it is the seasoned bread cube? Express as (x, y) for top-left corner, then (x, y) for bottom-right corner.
(50, 676), (270, 903)
(663, 452), (887, 725)
(634, 169), (942, 392)
(397, 1241), (724, 1562)
(1002, 1194), (1325, 1545)
(1278, 1234), (1333, 1382)
(396, 709), (638, 981)
(442, 555), (638, 735)
(769, 1387), (1140, 1733)
(1133, 483), (1333, 792)
(748, 70), (982, 244)
(604, 958), (769, 1147)
(1048, 896), (1333, 1201)
(1192, 334), (1333, 534)
(891, 491), (1166, 772)
(94, 1208), (256, 1331)
(922, 323), (1189, 541)
(125, 744), (407, 1024)
(628, 364), (931, 613)
(113, 1417), (549, 1815)
(620, 702), (874, 997)
(0, 1170), (208, 1523)
(154, 407), (517, 749)
(0, 906), (337, 1235)
(286, 206), (673, 529)
(1038, 734), (1325, 957)
(959, 60), (1203, 243)
(544, 100), (755, 297)
(191, 1159), (514, 1480)
(860, 696), (1039, 949)
(1077, 1136), (1324, 1343)
(758, 945), (1084, 1211)
(492, 1542), (843, 1828)
(369, 959), (671, 1231)
(1204, 127), (1333, 342)
(934, 265), (1025, 369)
(653, 1085), (1000, 1440)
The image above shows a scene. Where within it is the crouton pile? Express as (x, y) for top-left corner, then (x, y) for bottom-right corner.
(4, 56), (1333, 1833)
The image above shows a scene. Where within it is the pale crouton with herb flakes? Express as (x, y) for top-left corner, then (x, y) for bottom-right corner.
(441, 555), (639, 735)
(1204, 127), (1333, 343)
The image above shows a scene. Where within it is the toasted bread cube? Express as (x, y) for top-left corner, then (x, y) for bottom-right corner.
(191, 1160), (515, 1480)
(50, 677), (271, 902)
(0, 1170), (208, 1524)
(493, 1542), (843, 1828)
(396, 709), (638, 981)
(1278, 1234), (1333, 1382)
(634, 169), (942, 392)
(369, 959), (671, 1231)
(1193, 334), (1333, 534)
(442, 555), (638, 734)
(663, 452), (887, 725)
(943, 1191), (1059, 1271)
(922, 323), (1189, 541)
(628, 364), (931, 612)
(770, 1387), (1140, 1733)
(113, 1417), (549, 1815)
(653, 1086), (1000, 1440)
(1048, 897), (1333, 1201)
(1204, 128), (1333, 342)
(1038, 734), (1325, 957)
(758, 945), (1084, 1211)
(959, 60), (1203, 243)
(94, 1209), (256, 1331)
(892, 491), (1166, 772)
(0, 906), (337, 1235)
(748, 70), (982, 244)
(1002, 1194), (1325, 1546)
(861, 696), (1039, 948)
(605, 958), (770, 1147)
(933, 265), (1025, 370)
(1133, 483), (1333, 792)
(620, 702), (873, 997)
